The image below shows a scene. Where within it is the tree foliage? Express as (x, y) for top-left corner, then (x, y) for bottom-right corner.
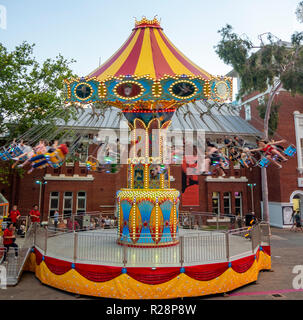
(257, 99), (281, 136)
(215, 25), (303, 100)
(296, 1), (303, 23)
(0, 41), (77, 140)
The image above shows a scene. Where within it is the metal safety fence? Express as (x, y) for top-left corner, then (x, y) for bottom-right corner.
(31, 222), (270, 267)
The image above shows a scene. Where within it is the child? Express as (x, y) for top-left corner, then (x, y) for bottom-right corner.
(240, 148), (255, 168)
(29, 205), (41, 224)
(249, 139), (287, 168)
(11, 141), (34, 168)
(27, 141), (69, 174)
(9, 205), (21, 227)
(202, 144), (226, 176)
(18, 140), (47, 169)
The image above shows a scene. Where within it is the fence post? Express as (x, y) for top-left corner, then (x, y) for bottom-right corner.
(179, 236), (184, 267)
(123, 244), (127, 267)
(251, 226), (255, 253)
(33, 223), (36, 247)
(216, 213), (219, 231)
(73, 232), (78, 262)
(44, 226), (48, 256)
(225, 232), (229, 261)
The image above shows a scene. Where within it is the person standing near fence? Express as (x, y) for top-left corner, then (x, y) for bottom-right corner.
(29, 204), (41, 224)
(294, 210), (303, 232)
(53, 210), (59, 230)
(236, 213), (242, 229)
(2, 223), (18, 262)
(9, 205), (21, 227)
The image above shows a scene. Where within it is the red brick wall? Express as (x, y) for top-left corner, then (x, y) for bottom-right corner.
(241, 91), (303, 203)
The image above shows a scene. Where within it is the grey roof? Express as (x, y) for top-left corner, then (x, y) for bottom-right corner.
(60, 101), (260, 136)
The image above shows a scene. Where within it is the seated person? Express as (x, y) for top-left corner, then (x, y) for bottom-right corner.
(18, 140), (47, 169)
(17, 220), (26, 237)
(27, 141), (69, 174)
(202, 144), (226, 176)
(249, 139), (287, 168)
(12, 141), (34, 168)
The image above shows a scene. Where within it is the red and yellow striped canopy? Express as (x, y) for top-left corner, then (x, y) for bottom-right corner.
(88, 17), (212, 81)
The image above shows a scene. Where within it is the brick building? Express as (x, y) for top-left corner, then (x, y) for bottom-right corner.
(0, 101), (263, 222)
(237, 88), (303, 227)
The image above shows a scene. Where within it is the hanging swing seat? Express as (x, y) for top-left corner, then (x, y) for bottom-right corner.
(257, 157), (270, 168)
(283, 145), (296, 157)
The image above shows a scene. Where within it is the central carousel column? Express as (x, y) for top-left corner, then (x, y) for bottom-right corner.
(117, 109), (180, 247)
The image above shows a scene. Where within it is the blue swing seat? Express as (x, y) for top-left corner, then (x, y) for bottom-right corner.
(284, 145), (296, 157)
(0, 150), (10, 161)
(257, 157), (270, 168)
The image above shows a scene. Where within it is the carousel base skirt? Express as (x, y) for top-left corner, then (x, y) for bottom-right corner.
(24, 246), (271, 300)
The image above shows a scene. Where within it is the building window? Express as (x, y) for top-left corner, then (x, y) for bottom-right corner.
(63, 192), (73, 216)
(235, 192), (242, 216)
(49, 192), (59, 217)
(223, 192), (231, 214)
(77, 191), (86, 214)
(212, 192), (220, 214)
(244, 104), (251, 121)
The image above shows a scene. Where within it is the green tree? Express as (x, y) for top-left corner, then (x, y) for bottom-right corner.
(215, 20), (303, 222)
(0, 41), (77, 139)
(0, 41), (78, 186)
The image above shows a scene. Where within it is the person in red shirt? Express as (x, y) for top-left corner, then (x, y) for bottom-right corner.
(2, 223), (18, 262)
(58, 142), (69, 156)
(9, 205), (21, 227)
(29, 204), (41, 223)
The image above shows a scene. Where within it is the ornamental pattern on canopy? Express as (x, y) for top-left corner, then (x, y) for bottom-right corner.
(64, 17), (233, 108)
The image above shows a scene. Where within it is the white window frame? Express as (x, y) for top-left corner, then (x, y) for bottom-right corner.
(77, 191), (86, 214)
(244, 104), (251, 121)
(212, 192), (220, 215)
(223, 192), (231, 214)
(294, 112), (303, 173)
(235, 192), (243, 216)
(49, 192), (60, 217)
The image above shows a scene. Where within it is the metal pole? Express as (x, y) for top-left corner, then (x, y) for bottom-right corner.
(225, 232), (230, 261)
(251, 226), (255, 253)
(179, 236), (184, 267)
(216, 213), (219, 231)
(44, 226), (48, 255)
(33, 222), (37, 246)
(250, 185), (255, 214)
(73, 232), (78, 262)
(123, 244), (127, 267)
(39, 182), (42, 212)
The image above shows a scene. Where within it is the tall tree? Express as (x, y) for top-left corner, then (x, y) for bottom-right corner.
(215, 21), (303, 222)
(0, 41), (78, 186)
(0, 41), (77, 139)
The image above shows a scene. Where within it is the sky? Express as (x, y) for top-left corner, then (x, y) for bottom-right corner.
(0, 0), (302, 78)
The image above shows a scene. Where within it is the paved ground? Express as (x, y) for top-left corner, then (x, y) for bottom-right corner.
(0, 227), (303, 300)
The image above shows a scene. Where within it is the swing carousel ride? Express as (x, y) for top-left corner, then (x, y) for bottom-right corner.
(1, 16), (291, 299)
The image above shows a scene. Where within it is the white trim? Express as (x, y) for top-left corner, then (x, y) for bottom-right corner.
(294, 111), (302, 170)
(77, 191), (87, 213)
(205, 176), (248, 182)
(44, 174), (94, 181)
(289, 190), (303, 201)
(63, 191), (73, 215)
